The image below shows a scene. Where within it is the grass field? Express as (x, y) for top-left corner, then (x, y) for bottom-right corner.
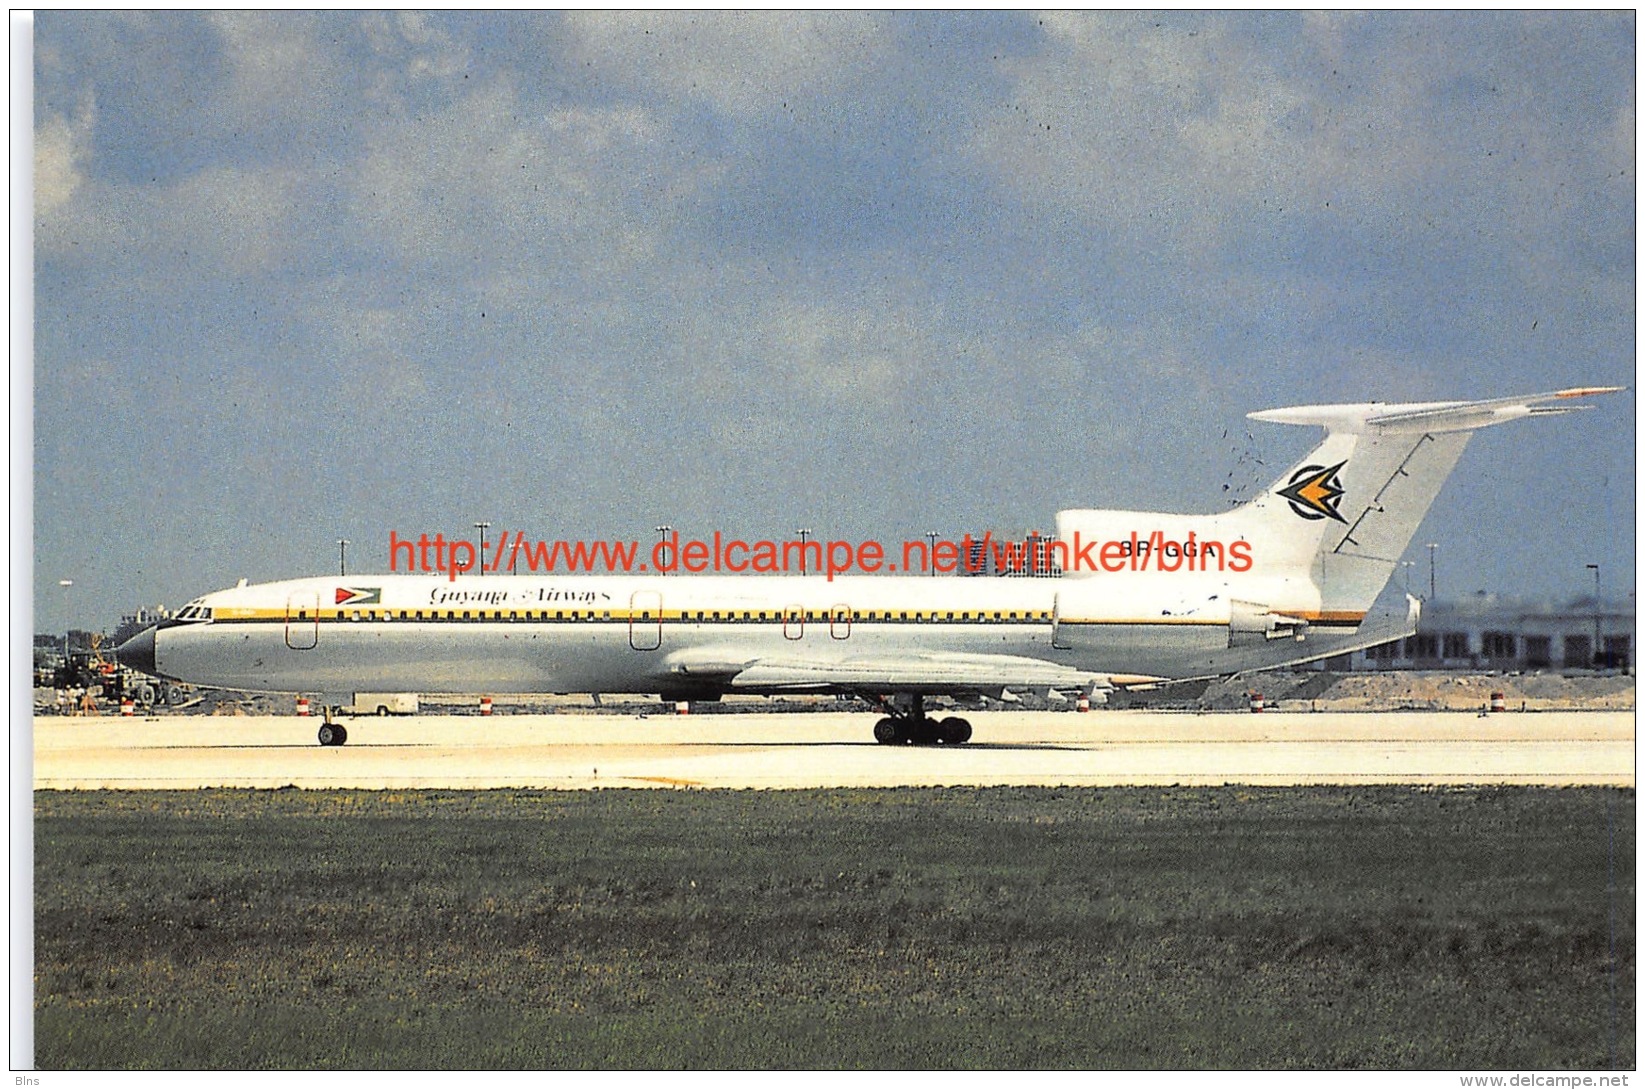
(33, 786), (1634, 1070)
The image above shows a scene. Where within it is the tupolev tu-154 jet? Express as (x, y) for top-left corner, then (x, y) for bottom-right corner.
(117, 387), (1621, 746)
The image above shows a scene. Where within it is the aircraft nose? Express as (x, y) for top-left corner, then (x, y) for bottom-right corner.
(115, 627), (157, 675)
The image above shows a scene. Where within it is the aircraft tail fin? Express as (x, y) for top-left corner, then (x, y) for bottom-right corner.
(1055, 386), (1621, 622)
(1245, 386), (1622, 615)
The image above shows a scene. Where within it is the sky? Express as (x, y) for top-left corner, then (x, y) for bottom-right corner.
(27, 10), (1636, 635)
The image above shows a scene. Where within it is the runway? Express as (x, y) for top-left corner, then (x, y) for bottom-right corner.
(32, 709), (1635, 790)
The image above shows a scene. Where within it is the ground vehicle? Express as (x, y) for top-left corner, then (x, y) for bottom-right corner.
(347, 693), (419, 716)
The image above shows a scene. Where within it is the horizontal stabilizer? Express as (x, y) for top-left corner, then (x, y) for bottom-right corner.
(1249, 385), (1623, 435)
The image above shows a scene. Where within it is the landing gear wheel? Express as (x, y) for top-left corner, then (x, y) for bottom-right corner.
(938, 717), (973, 745)
(874, 717), (904, 745)
(910, 720), (941, 746)
(317, 723), (348, 746)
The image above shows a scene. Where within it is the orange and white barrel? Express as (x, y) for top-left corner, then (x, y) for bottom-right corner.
(675, 700), (690, 715)
(1490, 691), (1506, 713)
(1077, 694), (1091, 713)
(1249, 692), (1265, 713)
(480, 696), (493, 716)
(296, 697), (311, 717)
(120, 698), (135, 717)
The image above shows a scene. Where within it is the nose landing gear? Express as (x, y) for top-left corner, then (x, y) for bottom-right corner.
(317, 705), (348, 747)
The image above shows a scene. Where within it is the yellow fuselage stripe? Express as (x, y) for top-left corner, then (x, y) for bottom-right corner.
(208, 607), (1365, 626)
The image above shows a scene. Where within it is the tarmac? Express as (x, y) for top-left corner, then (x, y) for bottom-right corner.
(31, 709), (1636, 790)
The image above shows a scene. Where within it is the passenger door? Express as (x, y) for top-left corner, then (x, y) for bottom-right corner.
(629, 590), (662, 651)
(285, 590), (319, 650)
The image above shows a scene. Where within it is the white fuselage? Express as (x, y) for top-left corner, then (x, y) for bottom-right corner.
(149, 571), (1341, 699)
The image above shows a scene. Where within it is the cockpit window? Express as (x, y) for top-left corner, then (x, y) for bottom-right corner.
(175, 605), (213, 622)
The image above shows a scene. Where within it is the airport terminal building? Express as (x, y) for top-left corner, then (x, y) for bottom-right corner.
(1327, 594), (1634, 673)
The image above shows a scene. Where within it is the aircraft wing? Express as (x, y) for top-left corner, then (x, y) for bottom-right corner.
(665, 647), (1113, 697)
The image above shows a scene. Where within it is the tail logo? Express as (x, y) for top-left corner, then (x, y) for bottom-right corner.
(1277, 461), (1348, 523)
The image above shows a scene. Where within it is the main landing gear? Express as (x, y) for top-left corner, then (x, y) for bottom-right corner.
(317, 706), (348, 747)
(868, 693), (972, 746)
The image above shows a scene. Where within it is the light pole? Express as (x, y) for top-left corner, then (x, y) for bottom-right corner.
(796, 528), (811, 575)
(925, 531), (939, 576)
(338, 539), (349, 577)
(474, 523), (490, 577)
(1425, 543), (1438, 601)
(656, 525), (673, 576)
(58, 580), (72, 656)
(1587, 563), (1601, 667)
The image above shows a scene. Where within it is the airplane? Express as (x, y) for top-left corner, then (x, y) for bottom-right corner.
(115, 386), (1621, 746)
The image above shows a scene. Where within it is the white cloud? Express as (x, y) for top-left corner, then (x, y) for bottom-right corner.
(988, 15), (1607, 239)
(38, 160), (303, 276)
(349, 82), (706, 276)
(34, 96), (94, 221)
(563, 10), (894, 119)
(970, 13), (1361, 246)
(205, 11), (343, 133)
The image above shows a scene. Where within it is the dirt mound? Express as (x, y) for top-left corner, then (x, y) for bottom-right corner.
(1270, 671), (1630, 712)
(1118, 671), (1633, 712)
